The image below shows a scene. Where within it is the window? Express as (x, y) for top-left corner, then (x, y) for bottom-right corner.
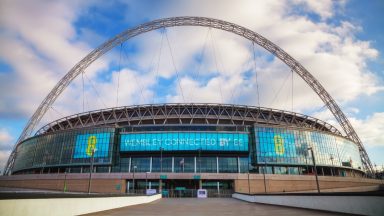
(218, 157), (238, 173)
(152, 157), (172, 172)
(199, 157), (217, 173)
(174, 157), (194, 173)
(239, 157), (249, 173)
(131, 157), (150, 172)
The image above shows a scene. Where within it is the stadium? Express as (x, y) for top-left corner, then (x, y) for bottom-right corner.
(1, 17), (380, 195)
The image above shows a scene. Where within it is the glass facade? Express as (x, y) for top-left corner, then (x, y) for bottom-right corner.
(254, 126), (363, 170)
(11, 124), (364, 176)
(13, 128), (115, 172)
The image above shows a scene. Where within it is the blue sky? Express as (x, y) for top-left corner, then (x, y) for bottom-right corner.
(0, 0), (383, 172)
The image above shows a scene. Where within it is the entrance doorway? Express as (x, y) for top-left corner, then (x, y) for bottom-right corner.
(162, 179), (199, 198)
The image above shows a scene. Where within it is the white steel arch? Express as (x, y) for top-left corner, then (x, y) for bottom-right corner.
(4, 16), (373, 174)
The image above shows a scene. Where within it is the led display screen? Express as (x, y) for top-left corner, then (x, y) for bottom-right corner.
(74, 133), (111, 158)
(257, 129), (297, 157)
(120, 132), (249, 151)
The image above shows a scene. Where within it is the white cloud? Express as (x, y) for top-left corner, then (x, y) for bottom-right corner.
(0, 0), (109, 123)
(0, 129), (13, 151)
(127, 0), (383, 114)
(292, 0), (338, 20)
(0, 128), (13, 172)
(0, 0), (382, 145)
(351, 113), (384, 147)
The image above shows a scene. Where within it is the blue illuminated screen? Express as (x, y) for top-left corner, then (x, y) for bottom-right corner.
(120, 132), (248, 151)
(257, 129), (296, 158)
(74, 133), (111, 158)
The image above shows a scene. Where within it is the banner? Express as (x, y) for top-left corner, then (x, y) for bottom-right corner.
(120, 132), (248, 151)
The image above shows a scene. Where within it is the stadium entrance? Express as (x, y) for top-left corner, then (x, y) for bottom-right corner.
(160, 179), (234, 198)
(161, 179), (199, 198)
(126, 178), (234, 197)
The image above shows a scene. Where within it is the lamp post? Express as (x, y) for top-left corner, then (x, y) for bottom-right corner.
(247, 172), (251, 194)
(308, 147), (320, 193)
(87, 148), (97, 194)
(146, 171), (150, 190)
(132, 165), (137, 193)
(330, 154), (334, 176)
(262, 152), (267, 194)
(63, 171), (68, 192)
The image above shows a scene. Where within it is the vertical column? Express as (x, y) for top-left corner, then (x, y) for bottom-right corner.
(216, 156), (219, 173)
(237, 156), (241, 173)
(194, 157), (197, 173)
(159, 179), (162, 193)
(172, 157), (174, 173)
(150, 157), (152, 172)
(128, 157), (131, 173)
(199, 179), (202, 189)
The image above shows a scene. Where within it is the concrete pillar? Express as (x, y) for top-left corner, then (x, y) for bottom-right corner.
(237, 157), (241, 173)
(199, 180), (202, 189)
(159, 179), (162, 193)
(216, 156), (219, 173)
(172, 157), (174, 173)
(150, 157), (152, 172)
(128, 157), (131, 173)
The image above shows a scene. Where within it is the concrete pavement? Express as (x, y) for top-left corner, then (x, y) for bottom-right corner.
(84, 198), (345, 216)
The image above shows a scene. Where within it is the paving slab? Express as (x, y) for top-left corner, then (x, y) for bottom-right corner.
(84, 198), (346, 216)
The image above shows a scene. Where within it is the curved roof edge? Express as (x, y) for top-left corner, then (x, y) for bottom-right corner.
(36, 103), (342, 136)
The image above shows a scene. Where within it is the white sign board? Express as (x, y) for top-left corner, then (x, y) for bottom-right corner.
(146, 189), (157, 195)
(197, 189), (207, 198)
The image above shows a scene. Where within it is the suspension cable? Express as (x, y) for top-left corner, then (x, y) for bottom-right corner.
(209, 30), (224, 103)
(252, 42), (261, 107)
(116, 43), (123, 107)
(121, 45), (147, 104)
(188, 27), (211, 101)
(164, 30), (185, 103)
(269, 70), (292, 107)
(291, 69), (294, 112)
(315, 104), (328, 113)
(81, 71), (85, 112)
(153, 28), (165, 104)
(50, 106), (65, 118)
(83, 73), (107, 109)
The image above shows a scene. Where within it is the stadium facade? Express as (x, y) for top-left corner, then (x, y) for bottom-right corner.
(2, 17), (380, 194)
(9, 104), (365, 192)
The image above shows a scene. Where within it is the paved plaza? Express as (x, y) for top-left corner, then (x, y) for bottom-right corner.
(84, 198), (345, 216)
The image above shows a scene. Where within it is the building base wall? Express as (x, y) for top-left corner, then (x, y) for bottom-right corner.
(0, 173), (382, 194)
(234, 174), (383, 193)
(0, 174), (127, 193)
